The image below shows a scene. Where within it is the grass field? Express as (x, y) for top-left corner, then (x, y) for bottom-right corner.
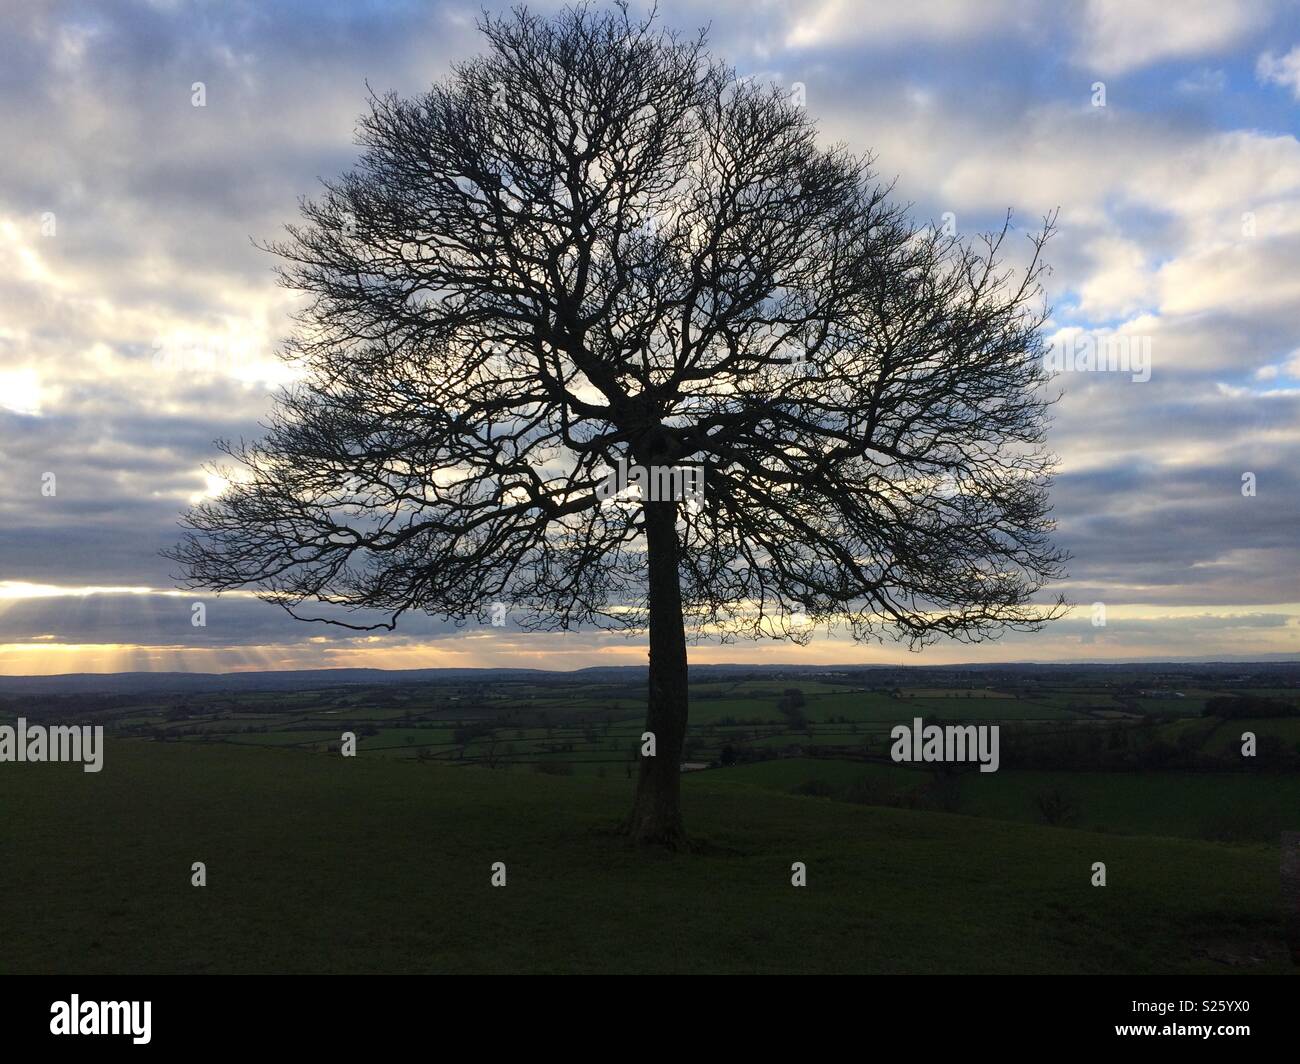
(728, 758), (1300, 842)
(0, 739), (1293, 974)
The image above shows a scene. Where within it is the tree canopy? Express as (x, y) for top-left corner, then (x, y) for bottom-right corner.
(169, 3), (1067, 845)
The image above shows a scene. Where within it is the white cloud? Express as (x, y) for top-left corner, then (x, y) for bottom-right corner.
(1076, 0), (1270, 75)
(1074, 235), (1155, 319)
(0, 368), (45, 416)
(1158, 235), (1300, 317)
(781, 0), (1037, 49)
(1176, 67), (1227, 94)
(1257, 44), (1300, 97)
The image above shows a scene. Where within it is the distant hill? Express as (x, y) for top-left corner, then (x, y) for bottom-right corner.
(0, 667), (550, 696)
(0, 657), (1296, 696)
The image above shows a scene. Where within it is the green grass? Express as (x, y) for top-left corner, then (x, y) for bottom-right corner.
(684, 697), (786, 723)
(726, 757), (1300, 844)
(801, 691), (910, 720)
(1201, 718), (1300, 755)
(958, 769), (1300, 842)
(216, 729), (342, 747)
(902, 696), (1079, 720)
(0, 740), (1292, 974)
(723, 757), (919, 793)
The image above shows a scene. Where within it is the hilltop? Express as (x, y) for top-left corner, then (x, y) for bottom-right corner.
(0, 739), (1290, 974)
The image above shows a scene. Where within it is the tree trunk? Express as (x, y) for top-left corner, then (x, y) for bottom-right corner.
(627, 497), (689, 848)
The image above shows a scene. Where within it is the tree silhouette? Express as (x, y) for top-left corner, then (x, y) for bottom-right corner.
(169, 3), (1066, 847)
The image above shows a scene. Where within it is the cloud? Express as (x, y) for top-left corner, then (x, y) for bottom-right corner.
(1157, 232), (1300, 317)
(780, 0), (1039, 50)
(1176, 68), (1228, 94)
(1075, 0), (1272, 75)
(1, 0), (1299, 670)
(1073, 235), (1156, 318)
(1257, 44), (1300, 97)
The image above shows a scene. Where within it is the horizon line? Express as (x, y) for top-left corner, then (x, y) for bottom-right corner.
(3, 656), (1299, 682)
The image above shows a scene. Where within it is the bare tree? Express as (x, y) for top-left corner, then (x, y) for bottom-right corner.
(169, 4), (1066, 848)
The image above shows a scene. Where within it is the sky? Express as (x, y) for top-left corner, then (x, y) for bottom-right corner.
(1, 0), (1299, 674)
